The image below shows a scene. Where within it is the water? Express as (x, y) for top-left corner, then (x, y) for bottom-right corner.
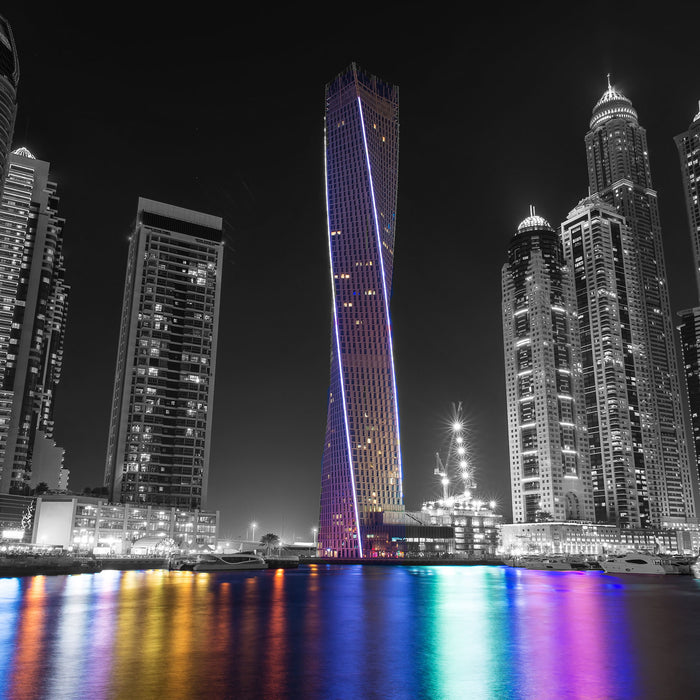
(1, 564), (699, 699)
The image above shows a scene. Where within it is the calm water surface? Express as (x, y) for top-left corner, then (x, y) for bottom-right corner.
(1, 564), (699, 699)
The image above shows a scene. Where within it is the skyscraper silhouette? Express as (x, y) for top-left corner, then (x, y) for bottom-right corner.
(502, 209), (593, 523)
(319, 64), (403, 558)
(105, 198), (223, 509)
(571, 78), (695, 527)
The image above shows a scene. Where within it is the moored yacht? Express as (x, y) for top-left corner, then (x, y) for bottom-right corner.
(601, 553), (685, 575)
(170, 552), (268, 571)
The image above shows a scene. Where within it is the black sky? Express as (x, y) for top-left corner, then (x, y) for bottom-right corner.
(6, 5), (699, 541)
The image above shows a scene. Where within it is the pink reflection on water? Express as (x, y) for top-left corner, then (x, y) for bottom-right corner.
(511, 570), (631, 699)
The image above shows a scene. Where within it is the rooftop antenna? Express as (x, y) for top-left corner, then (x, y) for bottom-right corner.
(529, 204), (535, 217)
(607, 73), (612, 90)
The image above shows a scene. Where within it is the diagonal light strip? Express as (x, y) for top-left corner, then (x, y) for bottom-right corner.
(357, 95), (404, 501)
(324, 118), (364, 558)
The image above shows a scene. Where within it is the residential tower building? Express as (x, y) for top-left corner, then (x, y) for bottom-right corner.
(319, 64), (403, 557)
(676, 102), (700, 497)
(0, 148), (69, 494)
(502, 209), (593, 524)
(104, 198), (223, 509)
(576, 79), (695, 527)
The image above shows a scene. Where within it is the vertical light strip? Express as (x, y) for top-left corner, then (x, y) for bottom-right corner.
(324, 120), (364, 558)
(357, 96), (404, 499)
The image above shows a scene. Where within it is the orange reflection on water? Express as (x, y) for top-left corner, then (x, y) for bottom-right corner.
(263, 570), (288, 697)
(162, 571), (196, 697)
(9, 576), (47, 698)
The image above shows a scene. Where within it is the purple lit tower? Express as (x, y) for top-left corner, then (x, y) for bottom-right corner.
(318, 64), (404, 558)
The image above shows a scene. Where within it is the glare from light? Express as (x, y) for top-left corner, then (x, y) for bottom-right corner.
(452, 421), (462, 432)
(441, 477), (450, 486)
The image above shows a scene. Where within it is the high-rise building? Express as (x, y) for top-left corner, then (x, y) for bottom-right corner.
(0, 15), (19, 185)
(318, 64), (403, 558)
(0, 148), (69, 494)
(561, 195), (651, 526)
(104, 198), (223, 509)
(502, 209), (593, 524)
(576, 78), (695, 527)
(675, 102), (700, 297)
(676, 102), (700, 496)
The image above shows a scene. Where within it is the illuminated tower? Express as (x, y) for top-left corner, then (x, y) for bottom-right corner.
(580, 78), (695, 527)
(502, 209), (593, 524)
(319, 64), (403, 558)
(0, 15), (19, 185)
(676, 102), (700, 495)
(0, 148), (69, 494)
(104, 198), (223, 509)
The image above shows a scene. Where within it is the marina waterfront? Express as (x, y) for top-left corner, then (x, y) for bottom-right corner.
(1, 564), (700, 699)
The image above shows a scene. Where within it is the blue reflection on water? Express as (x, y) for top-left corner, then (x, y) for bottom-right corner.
(1, 565), (700, 699)
(0, 577), (21, 691)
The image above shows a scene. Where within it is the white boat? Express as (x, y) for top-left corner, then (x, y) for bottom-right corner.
(522, 556), (575, 571)
(508, 555), (601, 571)
(601, 552), (685, 575)
(194, 552), (268, 571)
(170, 552), (267, 571)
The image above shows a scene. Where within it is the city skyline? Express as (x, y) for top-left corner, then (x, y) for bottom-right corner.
(3, 7), (699, 540)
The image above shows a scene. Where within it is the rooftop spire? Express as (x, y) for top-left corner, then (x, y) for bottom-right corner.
(607, 73), (612, 90)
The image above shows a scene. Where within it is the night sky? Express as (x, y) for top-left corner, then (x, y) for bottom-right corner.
(6, 6), (699, 542)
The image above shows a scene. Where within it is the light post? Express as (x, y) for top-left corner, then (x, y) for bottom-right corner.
(312, 527), (318, 550)
(250, 521), (257, 544)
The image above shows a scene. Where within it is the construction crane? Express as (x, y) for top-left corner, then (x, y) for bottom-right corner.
(433, 401), (476, 505)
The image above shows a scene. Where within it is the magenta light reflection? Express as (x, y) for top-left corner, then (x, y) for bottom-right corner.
(357, 96), (404, 497)
(324, 124), (363, 557)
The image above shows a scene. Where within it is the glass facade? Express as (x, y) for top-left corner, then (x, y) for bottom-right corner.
(104, 198), (223, 510)
(319, 64), (403, 558)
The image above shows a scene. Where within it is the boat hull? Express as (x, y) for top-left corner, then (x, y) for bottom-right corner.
(601, 554), (683, 575)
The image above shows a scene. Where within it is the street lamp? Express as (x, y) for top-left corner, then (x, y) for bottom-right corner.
(250, 521), (257, 543)
(312, 527), (318, 549)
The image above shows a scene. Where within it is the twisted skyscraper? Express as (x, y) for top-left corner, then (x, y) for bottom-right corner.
(319, 64), (403, 558)
(0, 15), (18, 185)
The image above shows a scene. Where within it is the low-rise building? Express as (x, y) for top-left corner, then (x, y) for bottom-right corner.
(501, 521), (700, 556)
(31, 494), (218, 554)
